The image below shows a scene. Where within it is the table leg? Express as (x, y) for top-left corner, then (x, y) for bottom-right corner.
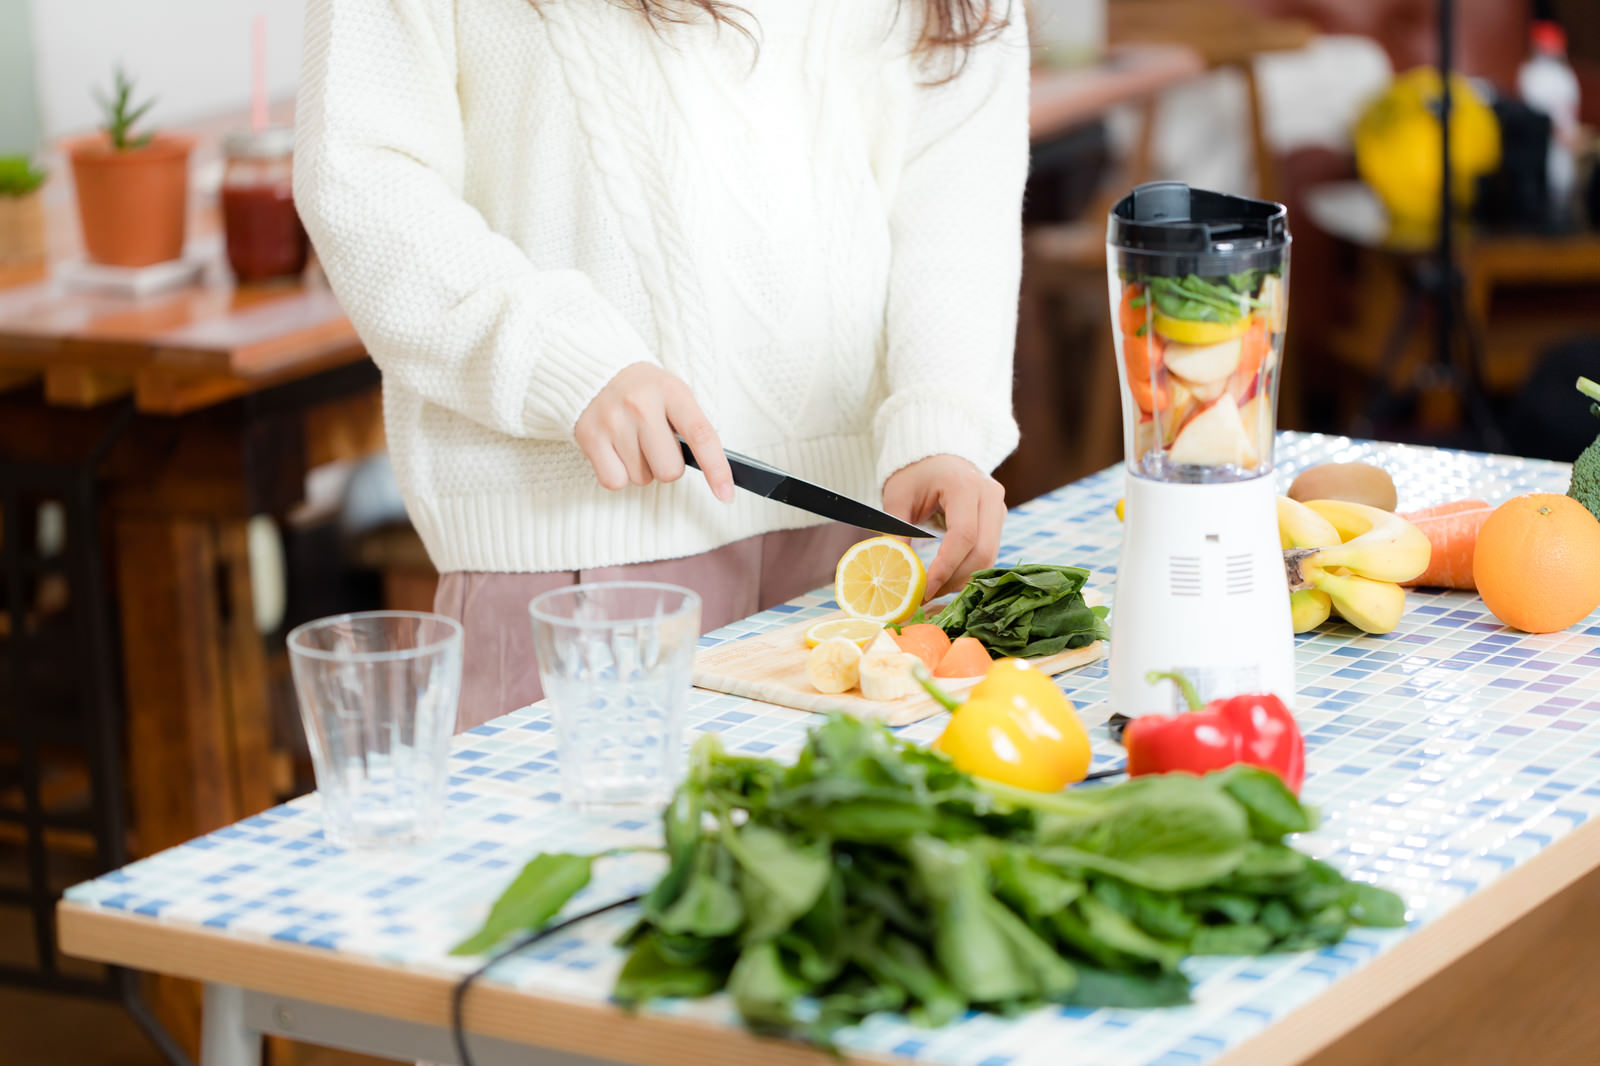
(202, 984), (263, 1066)
(114, 513), (275, 1057)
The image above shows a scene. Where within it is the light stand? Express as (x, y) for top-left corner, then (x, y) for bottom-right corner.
(1355, 0), (1505, 451)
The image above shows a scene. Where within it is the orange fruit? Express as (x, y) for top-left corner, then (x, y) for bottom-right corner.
(1472, 493), (1600, 634)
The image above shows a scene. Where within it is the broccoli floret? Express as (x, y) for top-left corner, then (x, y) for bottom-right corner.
(1569, 377), (1600, 522)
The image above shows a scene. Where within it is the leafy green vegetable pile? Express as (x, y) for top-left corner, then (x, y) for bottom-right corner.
(930, 564), (1110, 658)
(454, 715), (1404, 1044)
(1149, 273), (1265, 325)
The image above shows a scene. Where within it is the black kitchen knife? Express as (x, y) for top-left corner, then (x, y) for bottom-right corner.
(678, 438), (936, 539)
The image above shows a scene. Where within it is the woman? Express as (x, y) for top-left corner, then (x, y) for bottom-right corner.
(295, 0), (1030, 727)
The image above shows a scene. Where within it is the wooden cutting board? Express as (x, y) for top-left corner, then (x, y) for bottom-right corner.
(693, 615), (1105, 726)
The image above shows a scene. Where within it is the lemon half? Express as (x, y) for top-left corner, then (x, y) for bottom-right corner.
(833, 537), (927, 625)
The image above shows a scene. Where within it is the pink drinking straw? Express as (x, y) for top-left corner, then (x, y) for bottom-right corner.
(251, 14), (268, 134)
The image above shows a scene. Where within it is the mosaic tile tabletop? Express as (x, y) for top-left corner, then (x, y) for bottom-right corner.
(65, 433), (1600, 1066)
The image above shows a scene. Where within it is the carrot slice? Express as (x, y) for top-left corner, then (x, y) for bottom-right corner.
(892, 624), (951, 671)
(934, 635), (993, 678)
(1119, 283), (1148, 337)
(1400, 504), (1494, 590)
(1235, 315), (1270, 385)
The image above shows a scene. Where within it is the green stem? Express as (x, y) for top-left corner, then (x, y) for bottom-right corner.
(1578, 376), (1600, 406)
(971, 775), (1099, 818)
(1145, 670), (1204, 712)
(913, 666), (962, 714)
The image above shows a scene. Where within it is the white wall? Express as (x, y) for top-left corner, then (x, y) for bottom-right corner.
(28, 0), (305, 140)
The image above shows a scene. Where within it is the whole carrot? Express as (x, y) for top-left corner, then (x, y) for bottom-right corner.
(1400, 500), (1493, 589)
(1403, 498), (1489, 522)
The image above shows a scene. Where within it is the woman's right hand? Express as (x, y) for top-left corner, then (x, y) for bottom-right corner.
(574, 363), (735, 501)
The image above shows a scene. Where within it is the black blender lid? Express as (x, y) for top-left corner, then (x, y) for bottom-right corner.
(1108, 182), (1288, 255)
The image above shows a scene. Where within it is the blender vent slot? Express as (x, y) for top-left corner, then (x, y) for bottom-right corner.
(1225, 553), (1255, 596)
(1169, 556), (1203, 597)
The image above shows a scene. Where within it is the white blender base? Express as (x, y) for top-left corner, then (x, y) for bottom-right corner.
(1109, 474), (1295, 716)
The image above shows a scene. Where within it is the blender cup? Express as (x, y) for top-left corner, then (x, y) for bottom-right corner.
(1105, 183), (1296, 715)
(1108, 183), (1289, 482)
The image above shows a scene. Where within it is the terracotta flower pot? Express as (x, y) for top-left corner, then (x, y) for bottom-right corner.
(0, 190), (46, 267)
(69, 133), (194, 268)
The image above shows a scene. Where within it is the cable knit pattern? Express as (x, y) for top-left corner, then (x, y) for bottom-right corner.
(295, 0), (1029, 574)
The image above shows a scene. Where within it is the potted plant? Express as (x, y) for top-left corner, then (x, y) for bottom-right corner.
(69, 67), (193, 267)
(0, 156), (48, 269)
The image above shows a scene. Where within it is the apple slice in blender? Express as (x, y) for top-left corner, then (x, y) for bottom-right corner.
(1158, 376), (1201, 446)
(1168, 392), (1257, 467)
(1238, 393), (1266, 462)
(1161, 335), (1243, 385)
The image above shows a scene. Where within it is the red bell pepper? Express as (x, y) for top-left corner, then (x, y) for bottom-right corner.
(1123, 671), (1305, 793)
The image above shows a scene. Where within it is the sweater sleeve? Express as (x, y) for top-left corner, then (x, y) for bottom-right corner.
(873, 10), (1031, 487)
(294, 0), (658, 441)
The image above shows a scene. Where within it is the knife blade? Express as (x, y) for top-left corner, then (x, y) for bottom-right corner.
(678, 439), (936, 539)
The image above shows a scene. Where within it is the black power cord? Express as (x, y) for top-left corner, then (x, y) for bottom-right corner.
(451, 893), (644, 1066)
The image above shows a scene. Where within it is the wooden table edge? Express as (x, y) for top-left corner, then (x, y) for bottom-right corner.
(58, 812), (1600, 1066)
(56, 899), (884, 1066)
(1210, 812), (1600, 1065)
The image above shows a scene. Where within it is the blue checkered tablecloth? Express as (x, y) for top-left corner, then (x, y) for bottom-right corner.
(65, 433), (1600, 1066)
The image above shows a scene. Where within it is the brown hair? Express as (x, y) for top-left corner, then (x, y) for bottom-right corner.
(610, 1), (1011, 62)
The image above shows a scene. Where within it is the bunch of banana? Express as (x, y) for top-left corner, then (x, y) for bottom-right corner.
(1278, 497), (1431, 634)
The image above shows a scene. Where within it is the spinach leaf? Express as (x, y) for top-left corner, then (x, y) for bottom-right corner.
(652, 839), (743, 938)
(909, 836), (1077, 1004)
(1345, 880), (1407, 927)
(934, 565), (1110, 658)
(1077, 893), (1185, 971)
(1189, 923), (1276, 956)
(1217, 765), (1318, 838)
(1149, 275), (1259, 324)
(728, 940), (808, 1029)
(615, 930), (732, 1004)
(853, 934), (965, 1028)
(721, 821), (830, 944)
(1061, 965), (1193, 1008)
(1035, 775), (1254, 891)
(450, 852), (591, 957)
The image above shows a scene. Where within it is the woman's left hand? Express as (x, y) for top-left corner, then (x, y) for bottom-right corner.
(882, 454), (1005, 602)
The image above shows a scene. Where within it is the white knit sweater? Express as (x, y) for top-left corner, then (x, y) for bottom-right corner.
(295, 0), (1029, 574)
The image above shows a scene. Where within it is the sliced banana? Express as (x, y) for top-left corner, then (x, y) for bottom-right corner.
(859, 650), (922, 701)
(806, 637), (862, 694)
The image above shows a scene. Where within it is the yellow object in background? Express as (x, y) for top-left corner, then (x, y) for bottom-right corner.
(1354, 68), (1501, 240)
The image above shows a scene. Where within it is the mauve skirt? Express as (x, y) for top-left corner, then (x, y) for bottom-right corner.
(433, 522), (871, 731)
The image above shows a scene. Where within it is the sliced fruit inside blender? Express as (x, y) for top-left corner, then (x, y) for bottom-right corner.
(1116, 271), (1281, 473)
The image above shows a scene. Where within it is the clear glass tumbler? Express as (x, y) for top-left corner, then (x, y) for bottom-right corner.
(286, 611), (463, 848)
(529, 583), (701, 808)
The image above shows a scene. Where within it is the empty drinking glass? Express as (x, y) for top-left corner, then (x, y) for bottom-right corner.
(286, 611), (462, 848)
(529, 583), (701, 808)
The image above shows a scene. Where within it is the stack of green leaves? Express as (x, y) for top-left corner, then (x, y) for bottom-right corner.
(453, 715), (1404, 1045)
(1148, 273), (1266, 325)
(931, 564), (1111, 658)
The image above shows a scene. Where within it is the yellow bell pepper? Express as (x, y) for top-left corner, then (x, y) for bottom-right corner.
(919, 659), (1091, 792)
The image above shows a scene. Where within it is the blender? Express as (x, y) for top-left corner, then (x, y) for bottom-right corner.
(1106, 183), (1295, 715)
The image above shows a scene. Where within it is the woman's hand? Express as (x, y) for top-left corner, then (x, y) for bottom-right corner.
(574, 363), (734, 501)
(882, 454), (1005, 601)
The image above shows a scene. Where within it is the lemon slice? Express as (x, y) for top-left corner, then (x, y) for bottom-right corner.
(834, 537), (927, 625)
(803, 617), (885, 649)
(1152, 312), (1249, 347)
